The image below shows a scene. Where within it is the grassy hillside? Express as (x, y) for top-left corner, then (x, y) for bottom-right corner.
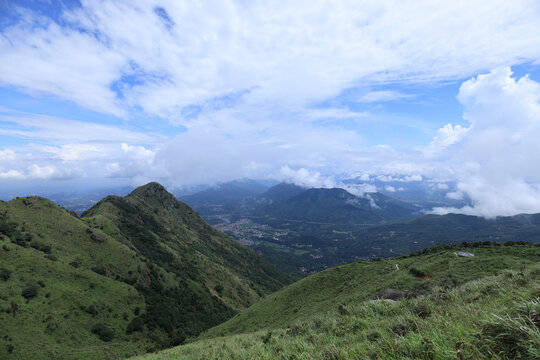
(137, 243), (540, 359)
(0, 182), (289, 359)
(200, 243), (540, 337)
(137, 261), (540, 359)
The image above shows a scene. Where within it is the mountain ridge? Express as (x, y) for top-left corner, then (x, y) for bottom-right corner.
(0, 182), (289, 359)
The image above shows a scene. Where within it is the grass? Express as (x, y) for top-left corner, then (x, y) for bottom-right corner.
(0, 182), (290, 359)
(135, 261), (540, 360)
(198, 244), (540, 338)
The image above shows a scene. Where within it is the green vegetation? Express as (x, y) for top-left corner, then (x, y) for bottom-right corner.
(136, 243), (540, 359)
(0, 182), (289, 359)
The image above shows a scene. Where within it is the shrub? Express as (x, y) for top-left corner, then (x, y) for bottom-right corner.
(261, 330), (272, 344)
(0, 268), (11, 281)
(21, 285), (40, 300)
(83, 304), (98, 316)
(409, 267), (428, 278)
(413, 301), (432, 319)
(30, 241), (52, 254)
(92, 266), (107, 276)
(44, 254), (57, 261)
(391, 318), (418, 336)
(91, 323), (114, 342)
(214, 284), (224, 295)
(126, 317), (144, 334)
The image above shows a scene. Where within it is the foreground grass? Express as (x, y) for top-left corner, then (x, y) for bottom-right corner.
(137, 263), (540, 359)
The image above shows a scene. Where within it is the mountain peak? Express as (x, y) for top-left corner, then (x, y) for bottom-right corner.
(129, 182), (174, 201)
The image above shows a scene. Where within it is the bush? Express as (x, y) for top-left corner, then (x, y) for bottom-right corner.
(92, 266), (107, 276)
(0, 268), (11, 281)
(30, 241), (52, 254)
(82, 304), (98, 316)
(91, 323), (114, 342)
(126, 317), (144, 334)
(21, 285), (40, 300)
(214, 284), (224, 295)
(261, 330), (272, 344)
(409, 267), (428, 278)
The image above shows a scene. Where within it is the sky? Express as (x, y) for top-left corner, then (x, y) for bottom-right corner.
(1, 0), (540, 217)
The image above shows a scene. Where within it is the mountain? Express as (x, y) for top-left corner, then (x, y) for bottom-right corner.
(0, 183), (289, 359)
(346, 212), (540, 258)
(143, 242), (540, 359)
(180, 179), (268, 219)
(256, 182), (306, 203)
(257, 187), (421, 225)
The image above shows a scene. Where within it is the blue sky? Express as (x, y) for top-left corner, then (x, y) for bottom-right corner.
(1, 0), (540, 217)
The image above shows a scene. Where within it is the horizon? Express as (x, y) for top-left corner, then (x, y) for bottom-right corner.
(1, 1), (540, 218)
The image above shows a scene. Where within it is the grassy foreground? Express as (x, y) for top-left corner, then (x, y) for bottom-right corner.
(136, 246), (540, 359)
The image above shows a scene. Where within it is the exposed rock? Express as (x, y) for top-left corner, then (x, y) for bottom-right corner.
(22, 199), (32, 206)
(457, 252), (475, 257)
(90, 232), (104, 243)
(373, 289), (409, 301)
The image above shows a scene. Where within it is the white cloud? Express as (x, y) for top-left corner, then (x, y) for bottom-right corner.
(276, 166), (377, 196)
(385, 185), (396, 192)
(1, 1), (540, 123)
(0, 169), (24, 179)
(422, 123), (470, 156)
(0, 149), (16, 161)
(445, 191), (463, 200)
(430, 68), (540, 217)
(121, 143), (155, 162)
(437, 183), (449, 190)
(357, 91), (413, 103)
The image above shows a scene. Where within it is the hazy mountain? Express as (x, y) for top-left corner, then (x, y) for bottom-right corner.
(256, 183), (306, 203)
(257, 187), (422, 224)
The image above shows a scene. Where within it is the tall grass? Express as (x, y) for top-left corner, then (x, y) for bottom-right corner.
(136, 264), (540, 360)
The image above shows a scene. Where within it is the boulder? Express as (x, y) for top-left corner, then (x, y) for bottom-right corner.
(90, 232), (104, 243)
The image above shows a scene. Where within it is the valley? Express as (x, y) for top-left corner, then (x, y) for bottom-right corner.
(181, 180), (540, 278)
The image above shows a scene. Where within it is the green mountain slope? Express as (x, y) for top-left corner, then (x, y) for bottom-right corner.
(0, 183), (289, 359)
(138, 243), (540, 360)
(199, 243), (540, 338)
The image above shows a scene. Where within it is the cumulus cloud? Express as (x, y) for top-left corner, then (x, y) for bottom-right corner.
(422, 124), (470, 157)
(276, 166), (377, 196)
(431, 68), (540, 217)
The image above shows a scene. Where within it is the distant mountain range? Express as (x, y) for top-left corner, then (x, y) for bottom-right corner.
(180, 179), (540, 277)
(0, 182), (289, 359)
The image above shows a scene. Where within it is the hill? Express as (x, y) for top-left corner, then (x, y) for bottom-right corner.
(0, 182), (289, 359)
(137, 243), (540, 359)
